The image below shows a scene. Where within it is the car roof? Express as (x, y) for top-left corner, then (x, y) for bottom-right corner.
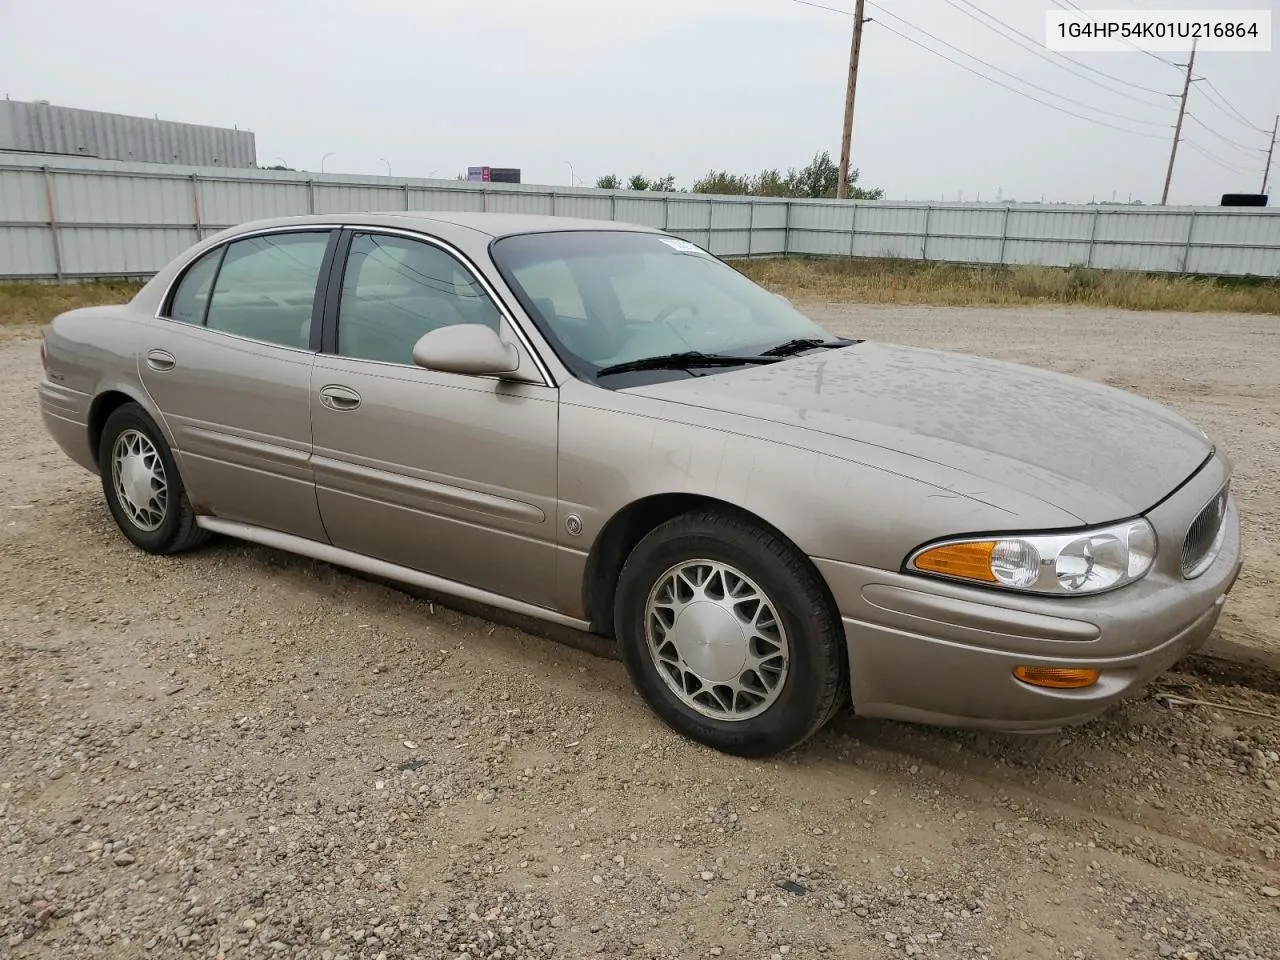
(130, 210), (674, 334)
(222, 211), (664, 240)
(391, 211), (664, 238)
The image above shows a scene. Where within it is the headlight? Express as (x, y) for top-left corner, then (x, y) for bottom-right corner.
(906, 519), (1157, 596)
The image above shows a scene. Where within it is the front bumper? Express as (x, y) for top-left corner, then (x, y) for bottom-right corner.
(814, 454), (1243, 733)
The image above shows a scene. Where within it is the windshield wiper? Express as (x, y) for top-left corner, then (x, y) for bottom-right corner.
(596, 351), (780, 378)
(759, 337), (859, 358)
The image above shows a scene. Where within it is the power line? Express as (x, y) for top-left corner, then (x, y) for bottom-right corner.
(1184, 114), (1266, 156)
(791, 0), (1274, 198)
(795, 0), (1175, 106)
(1183, 140), (1261, 178)
(866, 2), (1174, 129)
(943, 0), (1174, 102)
(1052, 0), (1275, 181)
(793, 0), (1270, 153)
(1049, 0), (1179, 70)
(1197, 78), (1270, 134)
(789, 0), (1174, 133)
(870, 19), (1168, 140)
(789, 0), (850, 14)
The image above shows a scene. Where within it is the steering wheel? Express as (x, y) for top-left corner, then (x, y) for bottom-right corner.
(652, 301), (699, 325)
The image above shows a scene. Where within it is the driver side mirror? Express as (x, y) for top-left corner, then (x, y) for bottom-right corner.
(412, 324), (520, 377)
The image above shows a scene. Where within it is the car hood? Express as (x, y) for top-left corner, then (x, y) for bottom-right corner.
(625, 342), (1212, 525)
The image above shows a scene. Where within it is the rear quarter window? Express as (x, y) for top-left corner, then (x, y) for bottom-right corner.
(165, 247), (224, 324)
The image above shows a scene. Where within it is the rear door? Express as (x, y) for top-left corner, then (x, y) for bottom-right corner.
(139, 228), (337, 541)
(309, 229), (560, 605)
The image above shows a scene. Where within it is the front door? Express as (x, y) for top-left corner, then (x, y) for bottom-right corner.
(310, 230), (559, 606)
(139, 229), (335, 542)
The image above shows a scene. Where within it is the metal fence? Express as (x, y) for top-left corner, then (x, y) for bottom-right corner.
(2, 152), (1278, 280)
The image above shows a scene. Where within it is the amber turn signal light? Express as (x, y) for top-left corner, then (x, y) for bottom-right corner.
(1012, 665), (1101, 689)
(912, 541), (998, 582)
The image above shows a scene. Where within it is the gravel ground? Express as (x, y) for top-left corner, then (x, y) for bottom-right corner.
(2, 304), (1279, 960)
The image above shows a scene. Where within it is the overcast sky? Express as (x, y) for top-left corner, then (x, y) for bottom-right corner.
(3, 0), (1276, 204)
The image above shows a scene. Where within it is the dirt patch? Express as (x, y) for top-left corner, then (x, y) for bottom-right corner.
(3, 307), (1279, 960)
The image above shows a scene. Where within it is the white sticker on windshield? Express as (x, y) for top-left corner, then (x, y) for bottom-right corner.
(658, 237), (709, 256)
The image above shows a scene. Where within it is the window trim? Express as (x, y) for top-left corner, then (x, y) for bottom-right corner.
(154, 225), (342, 354)
(319, 226), (554, 387)
(159, 243), (226, 326)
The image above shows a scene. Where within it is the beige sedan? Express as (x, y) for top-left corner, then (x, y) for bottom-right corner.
(38, 213), (1242, 756)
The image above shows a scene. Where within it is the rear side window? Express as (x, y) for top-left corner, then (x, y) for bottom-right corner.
(166, 248), (223, 324)
(204, 232), (330, 348)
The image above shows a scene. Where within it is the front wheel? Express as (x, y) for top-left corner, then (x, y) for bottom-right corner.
(614, 510), (848, 757)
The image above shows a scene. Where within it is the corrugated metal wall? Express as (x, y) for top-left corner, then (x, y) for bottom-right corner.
(0, 101), (255, 168)
(1, 152), (1277, 280)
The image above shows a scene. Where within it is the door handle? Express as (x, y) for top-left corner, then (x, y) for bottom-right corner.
(319, 384), (362, 411)
(145, 349), (176, 372)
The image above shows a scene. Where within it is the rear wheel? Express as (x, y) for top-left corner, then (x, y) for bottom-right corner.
(614, 509), (848, 757)
(98, 403), (209, 554)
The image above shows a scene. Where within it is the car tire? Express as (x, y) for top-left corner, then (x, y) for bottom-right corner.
(98, 402), (209, 555)
(614, 509), (848, 757)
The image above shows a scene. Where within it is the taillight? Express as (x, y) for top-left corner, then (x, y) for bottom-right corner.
(40, 340), (48, 371)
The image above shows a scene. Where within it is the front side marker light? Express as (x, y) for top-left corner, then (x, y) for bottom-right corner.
(1013, 665), (1101, 689)
(910, 541), (998, 582)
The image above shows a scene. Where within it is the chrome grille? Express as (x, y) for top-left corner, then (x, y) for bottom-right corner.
(1181, 485), (1228, 579)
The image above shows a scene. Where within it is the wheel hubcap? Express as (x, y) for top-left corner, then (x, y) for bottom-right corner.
(645, 560), (790, 722)
(111, 429), (167, 532)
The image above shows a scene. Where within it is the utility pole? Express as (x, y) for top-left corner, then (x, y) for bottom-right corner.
(836, 0), (867, 200)
(1160, 40), (1197, 206)
(1262, 114), (1279, 196)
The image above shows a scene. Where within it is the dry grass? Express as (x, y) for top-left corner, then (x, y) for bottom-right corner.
(2, 260), (1277, 335)
(735, 257), (1280, 314)
(0, 281), (144, 329)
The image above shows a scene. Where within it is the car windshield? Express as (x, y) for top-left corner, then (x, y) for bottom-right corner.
(490, 231), (836, 384)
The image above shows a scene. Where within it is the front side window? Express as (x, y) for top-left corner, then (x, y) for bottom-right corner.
(336, 233), (501, 365)
(165, 247), (224, 324)
(491, 231), (833, 384)
(204, 232), (330, 348)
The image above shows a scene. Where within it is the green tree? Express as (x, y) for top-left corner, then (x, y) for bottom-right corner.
(846, 179), (884, 200)
(752, 169), (791, 197)
(594, 153), (882, 198)
(688, 152), (883, 200)
(691, 170), (753, 195)
(786, 150), (883, 200)
(618, 173), (678, 191)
